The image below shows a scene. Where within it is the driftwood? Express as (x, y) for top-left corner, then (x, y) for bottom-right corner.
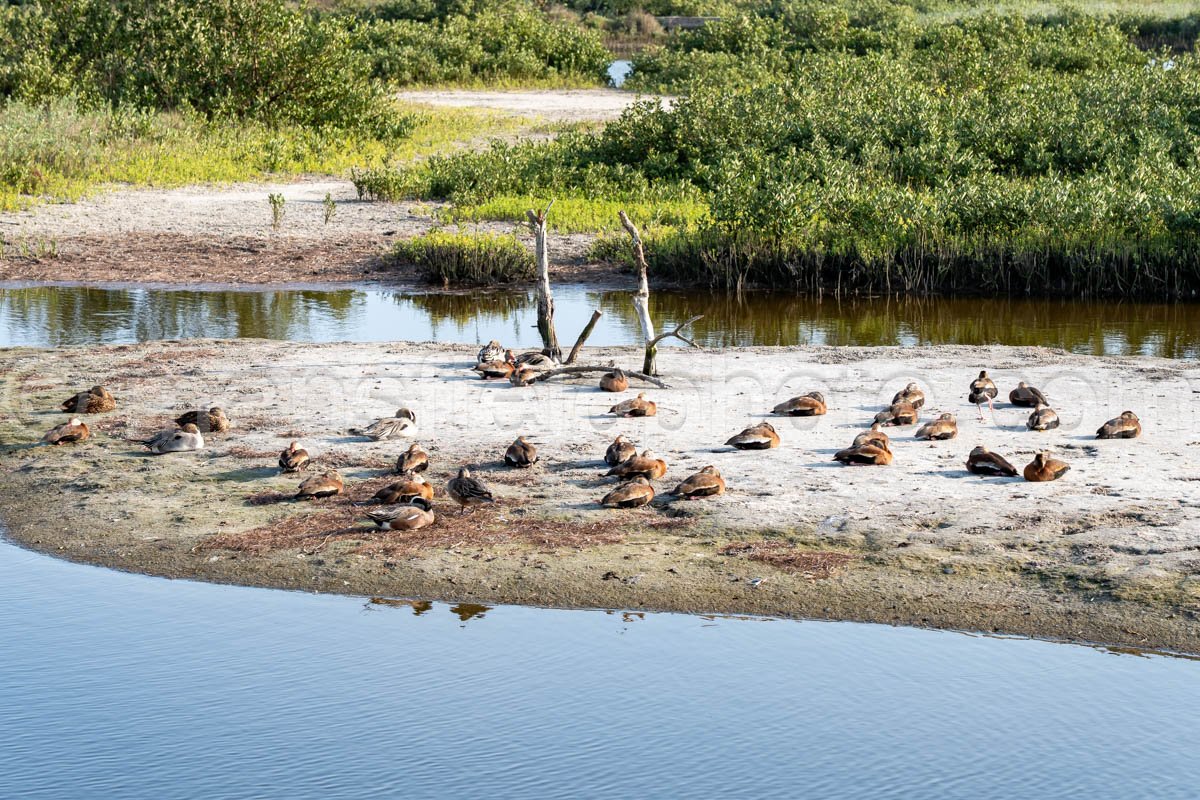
(530, 365), (671, 389)
(565, 310), (602, 365)
(525, 203), (561, 360)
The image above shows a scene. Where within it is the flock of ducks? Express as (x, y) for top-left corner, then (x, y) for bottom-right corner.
(39, 348), (1145, 534)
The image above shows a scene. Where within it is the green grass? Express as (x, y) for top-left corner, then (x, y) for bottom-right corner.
(438, 194), (707, 234)
(388, 230), (535, 285)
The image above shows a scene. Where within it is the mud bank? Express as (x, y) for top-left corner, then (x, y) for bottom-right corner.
(2, 340), (1199, 652)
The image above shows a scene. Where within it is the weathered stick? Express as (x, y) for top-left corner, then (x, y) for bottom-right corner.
(648, 314), (703, 348)
(525, 202), (561, 360)
(531, 365), (670, 389)
(565, 310), (602, 365)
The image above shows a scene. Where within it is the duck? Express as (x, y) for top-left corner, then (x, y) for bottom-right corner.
(60, 385), (115, 414)
(853, 422), (890, 449)
(1027, 403), (1060, 432)
(278, 440), (310, 473)
(772, 391), (826, 416)
(365, 473), (433, 505)
(833, 442), (893, 466)
(174, 407), (230, 433)
(726, 421), (780, 450)
(604, 435), (637, 467)
(874, 401), (918, 427)
(965, 445), (1018, 477)
(504, 436), (538, 468)
(141, 423), (204, 454)
(1024, 451), (1071, 482)
(514, 351), (556, 369)
(892, 382), (925, 409)
(599, 368), (629, 393)
(915, 412), (957, 441)
(396, 443), (429, 474)
(609, 392), (656, 417)
(508, 366), (538, 387)
(350, 408), (417, 440)
(1009, 381), (1049, 408)
(604, 449), (668, 481)
(601, 477), (655, 509)
(968, 370), (999, 419)
(365, 497), (436, 531)
(42, 417), (90, 445)
(447, 467), (494, 513)
(294, 469), (343, 500)
(1096, 410), (1141, 439)
(477, 340), (505, 364)
(670, 465), (726, 500)
(472, 350), (516, 380)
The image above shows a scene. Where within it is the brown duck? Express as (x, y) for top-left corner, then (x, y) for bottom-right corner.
(1027, 403), (1060, 432)
(1024, 451), (1071, 482)
(833, 442), (893, 466)
(446, 467), (494, 513)
(599, 369), (629, 393)
(278, 441), (310, 473)
(504, 436), (538, 468)
(472, 350), (516, 380)
(295, 470), (343, 500)
(365, 497), (436, 531)
(366, 473), (433, 505)
(968, 370), (999, 419)
(1096, 411), (1141, 439)
(853, 423), (890, 449)
(1009, 381), (1049, 408)
(604, 435), (637, 467)
(915, 413), (957, 441)
(965, 446), (1018, 477)
(670, 465), (726, 500)
(42, 417), (90, 445)
(892, 382), (925, 409)
(508, 366), (538, 387)
(609, 392), (657, 417)
(601, 477), (655, 509)
(772, 391), (826, 417)
(396, 443), (429, 474)
(60, 385), (115, 414)
(726, 422), (780, 450)
(875, 402), (919, 427)
(175, 407), (230, 433)
(605, 449), (667, 481)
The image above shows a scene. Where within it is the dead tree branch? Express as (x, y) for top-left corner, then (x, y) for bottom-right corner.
(525, 201), (561, 360)
(565, 310), (602, 365)
(530, 365), (670, 389)
(648, 314), (703, 348)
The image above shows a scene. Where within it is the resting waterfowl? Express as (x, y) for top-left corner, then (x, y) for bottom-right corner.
(365, 497), (436, 531)
(853, 422), (890, 449)
(295, 469), (343, 500)
(366, 473), (433, 505)
(396, 443), (428, 474)
(604, 435), (637, 467)
(175, 407), (230, 433)
(915, 413), (957, 441)
(1097, 410), (1141, 439)
(508, 366), (538, 387)
(472, 350), (516, 380)
(350, 408), (417, 440)
(514, 351), (555, 369)
(1009, 381), (1049, 408)
(599, 369), (629, 393)
(772, 391), (826, 417)
(671, 465), (726, 500)
(477, 340), (505, 364)
(874, 402), (919, 427)
(278, 440), (310, 473)
(604, 449), (668, 481)
(60, 385), (115, 414)
(601, 477), (655, 509)
(892, 382), (925, 409)
(968, 370), (999, 419)
(447, 467), (494, 513)
(833, 442), (893, 466)
(965, 445), (1018, 477)
(141, 423), (204, 454)
(726, 422), (780, 450)
(1027, 403), (1060, 432)
(609, 392), (656, 417)
(42, 417), (90, 445)
(1024, 451), (1071, 482)
(504, 436), (538, 468)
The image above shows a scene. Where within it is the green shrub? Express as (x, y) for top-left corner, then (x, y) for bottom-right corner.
(389, 230), (536, 285)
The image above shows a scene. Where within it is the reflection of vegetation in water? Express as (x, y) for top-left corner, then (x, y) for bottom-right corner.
(397, 289), (534, 344)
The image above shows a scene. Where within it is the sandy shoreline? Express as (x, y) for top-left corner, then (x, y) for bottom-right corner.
(2, 339), (1199, 652)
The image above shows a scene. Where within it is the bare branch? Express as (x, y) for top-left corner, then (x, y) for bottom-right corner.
(530, 365), (670, 389)
(565, 310), (602, 365)
(648, 314), (703, 348)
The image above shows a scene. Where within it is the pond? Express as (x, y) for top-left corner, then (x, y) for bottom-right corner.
(3, 282), (1200, 358)
(1, 537), (1198, 799)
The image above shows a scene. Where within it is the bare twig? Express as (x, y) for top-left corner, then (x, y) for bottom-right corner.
(648, 314), (703, 348)
(530, 365), (670, 389)
(565, 310), (602, 365)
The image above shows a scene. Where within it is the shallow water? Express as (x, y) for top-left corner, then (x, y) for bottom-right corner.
(1, 539), (1198, 798)
(3, 282), (1200, 358)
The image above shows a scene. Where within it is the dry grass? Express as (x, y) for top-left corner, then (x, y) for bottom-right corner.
(719, 541), (860, 578)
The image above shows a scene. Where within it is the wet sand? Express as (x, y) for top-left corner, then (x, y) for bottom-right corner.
(2, 339), (1199, 652)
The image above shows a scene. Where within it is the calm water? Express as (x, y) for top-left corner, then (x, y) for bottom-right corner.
(3, 282), (1200, 358)
(1, 538), (1198, 799)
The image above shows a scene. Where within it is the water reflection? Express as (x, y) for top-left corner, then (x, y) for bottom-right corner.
(2, 283), (1199, 358)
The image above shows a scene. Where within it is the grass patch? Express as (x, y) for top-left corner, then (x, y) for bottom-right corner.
(389, 230), (535, 285)
(440, 194), (707, 234)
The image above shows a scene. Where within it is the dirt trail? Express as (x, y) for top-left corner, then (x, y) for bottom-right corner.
(396, 89), (671, 122)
